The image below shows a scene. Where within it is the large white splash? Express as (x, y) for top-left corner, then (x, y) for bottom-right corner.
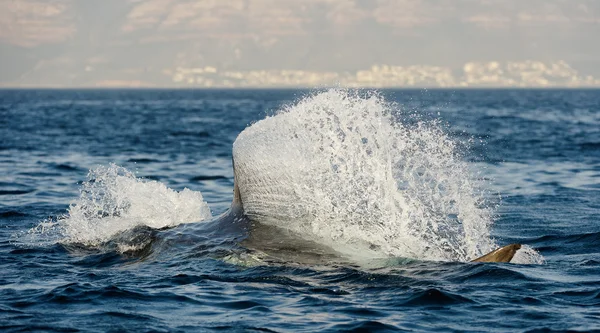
(42, 164), (212, 246)
(233, 90), (497, 262)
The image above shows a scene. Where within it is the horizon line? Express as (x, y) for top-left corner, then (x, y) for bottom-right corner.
(1, 86), (600, 90)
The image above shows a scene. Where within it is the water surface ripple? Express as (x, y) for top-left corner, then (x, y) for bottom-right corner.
(1, 89), (599, 332)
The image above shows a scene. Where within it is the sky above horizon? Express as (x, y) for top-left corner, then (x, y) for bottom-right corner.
(1, 0), (599, 87)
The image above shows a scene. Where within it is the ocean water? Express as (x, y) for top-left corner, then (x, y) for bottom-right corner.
(1, 88), (599, 332)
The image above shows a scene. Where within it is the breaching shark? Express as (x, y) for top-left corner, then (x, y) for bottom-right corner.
(213, 159), (522, 265)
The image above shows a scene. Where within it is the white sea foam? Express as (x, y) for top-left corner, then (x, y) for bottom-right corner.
(28, 164), (211, 247)
(511, 245), (546, 264)
(233, 89), (539, 262)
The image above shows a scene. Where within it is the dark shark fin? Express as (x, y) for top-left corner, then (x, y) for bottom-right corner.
(471, 244), (521, 263)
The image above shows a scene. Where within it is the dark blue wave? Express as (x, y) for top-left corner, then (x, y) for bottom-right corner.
(1, 89), (600, 332)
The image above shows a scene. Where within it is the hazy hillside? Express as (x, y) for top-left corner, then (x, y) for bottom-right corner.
(1, 0), (599, 87)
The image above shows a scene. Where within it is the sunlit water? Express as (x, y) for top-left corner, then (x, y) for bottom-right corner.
(1, 89), (599, 332)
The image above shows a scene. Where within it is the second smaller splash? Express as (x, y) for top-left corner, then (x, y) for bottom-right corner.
(30, 164), (212, 250)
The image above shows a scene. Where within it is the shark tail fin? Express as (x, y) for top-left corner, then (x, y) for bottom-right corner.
(471, 244), (521, 263)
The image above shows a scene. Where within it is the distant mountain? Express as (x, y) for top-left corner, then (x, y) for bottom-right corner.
(1, 0), (599, 87)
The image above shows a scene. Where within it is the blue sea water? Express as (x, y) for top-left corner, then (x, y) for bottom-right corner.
(1, 89), (599, 332)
